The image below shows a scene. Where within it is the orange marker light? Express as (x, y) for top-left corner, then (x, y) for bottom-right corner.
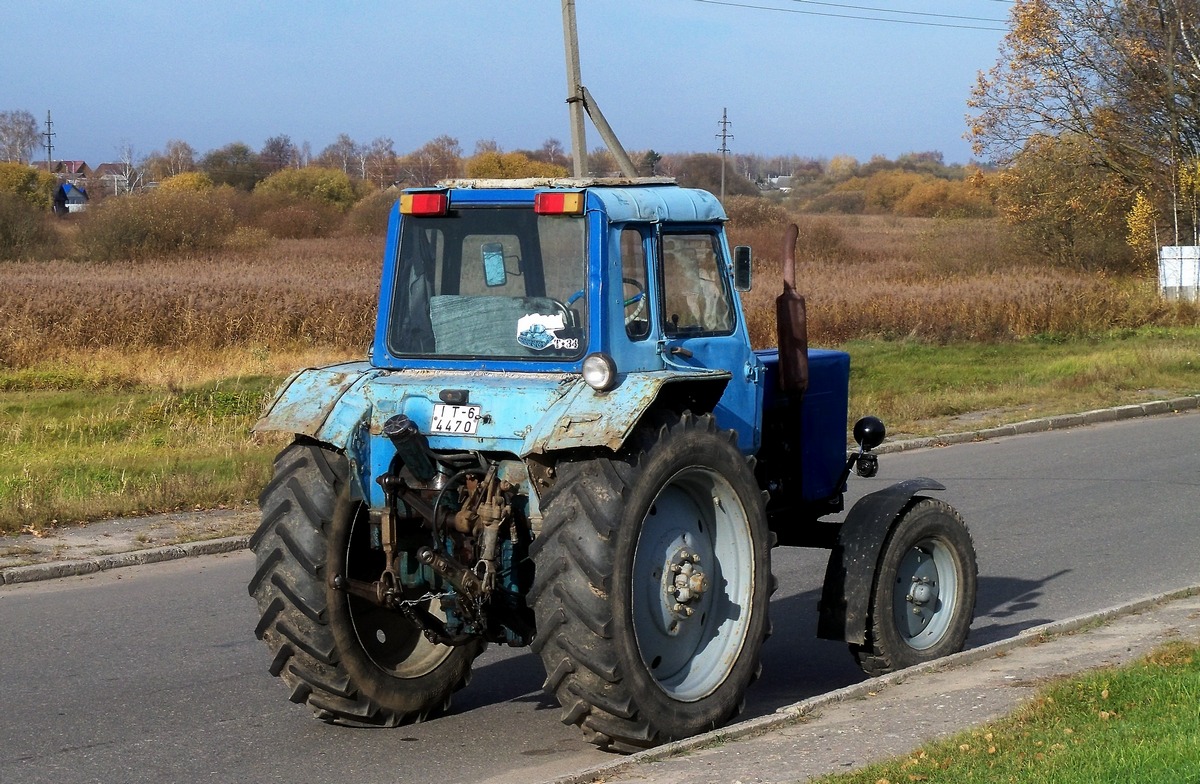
(534, 191), (584, 215)
(400, 192), (449, 216)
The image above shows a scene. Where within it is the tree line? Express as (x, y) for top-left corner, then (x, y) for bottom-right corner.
(7, 0), (1200, 274)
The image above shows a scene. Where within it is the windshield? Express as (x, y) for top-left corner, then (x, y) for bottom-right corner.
(387, 207), (588, 360)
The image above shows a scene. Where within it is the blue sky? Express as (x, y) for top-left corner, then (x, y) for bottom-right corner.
(4, 1), (1010, 167)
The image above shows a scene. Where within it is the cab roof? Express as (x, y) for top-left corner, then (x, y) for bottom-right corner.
(429, 177), (727, 224)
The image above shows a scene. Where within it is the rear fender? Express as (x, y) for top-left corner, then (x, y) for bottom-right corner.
(816, 478), (945, 643)
(527, 371), (729, 454)
(254, 364), (377, 503)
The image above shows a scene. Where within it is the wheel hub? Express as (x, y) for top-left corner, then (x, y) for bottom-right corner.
(901, 547), (941, 633)
(664, 547), (709, 621)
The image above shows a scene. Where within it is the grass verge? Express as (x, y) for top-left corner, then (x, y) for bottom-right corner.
(810, 640), (1200, 783)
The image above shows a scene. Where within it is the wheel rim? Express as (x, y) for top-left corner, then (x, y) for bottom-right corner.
(345, 510), (455, 679)
(631, 467), (754, 701)
(891, 536), (960, 651)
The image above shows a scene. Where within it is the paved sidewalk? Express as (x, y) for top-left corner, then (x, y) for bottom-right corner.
(544, 587), (1200, 784)
(0, 505), (255, 585)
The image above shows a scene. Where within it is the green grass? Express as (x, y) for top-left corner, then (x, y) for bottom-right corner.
(0, 375), (282, 532)
(2, 327), (1199, 533)
(810, 641), (1200, 783)
(846, 327), (1200, 436)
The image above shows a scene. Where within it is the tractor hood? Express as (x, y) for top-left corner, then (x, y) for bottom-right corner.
(256, 361), (728, 456)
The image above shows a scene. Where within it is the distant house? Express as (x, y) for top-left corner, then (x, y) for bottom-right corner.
(765, 175), (793, 193)
(93, 162), (138, 194)
(52, 182), (88, 215)
(55, 160), (92, 182)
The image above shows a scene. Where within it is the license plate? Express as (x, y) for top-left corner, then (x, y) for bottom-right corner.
(431, 404), (482, 434)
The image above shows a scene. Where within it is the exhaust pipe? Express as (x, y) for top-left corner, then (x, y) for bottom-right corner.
(775, 223), (809, 395)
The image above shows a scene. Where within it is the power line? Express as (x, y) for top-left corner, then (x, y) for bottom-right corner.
(784, 0), (1005, 23)
(691, 0), (1008, 31)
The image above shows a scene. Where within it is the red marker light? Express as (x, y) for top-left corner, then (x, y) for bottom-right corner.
(400, 192), (449, 216)
(534, 191), (584, 215)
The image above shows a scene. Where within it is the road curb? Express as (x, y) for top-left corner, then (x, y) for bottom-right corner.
(875, 394), (1199, 454)
(0, 535), (251, 586)
(545, 583), (1200, 784)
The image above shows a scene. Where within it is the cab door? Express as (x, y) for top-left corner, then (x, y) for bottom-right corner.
(654, 227), (763, 452)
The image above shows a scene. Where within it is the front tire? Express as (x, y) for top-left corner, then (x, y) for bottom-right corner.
(248, 442), (483, 726)
(850, 497), (977, 676)
(529, 413), (771, 750)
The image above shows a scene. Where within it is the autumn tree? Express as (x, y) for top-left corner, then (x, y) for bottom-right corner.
(672, 154), (758, 197)
(464, 151), (567, 179)
(360, 137), (396, 186)
(969, 0), (1200, 239)
(0, 110), (40, 163)
(993, 133), (1134, 270)
(157, 171), (214, 192)
(255, 166), (358, 210)
(0, 161), (57, 206)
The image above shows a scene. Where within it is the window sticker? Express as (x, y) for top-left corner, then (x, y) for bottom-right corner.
(517, 313), (580, 351)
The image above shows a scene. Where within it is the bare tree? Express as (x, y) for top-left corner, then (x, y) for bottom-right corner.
(400, 136), (462, 185)
(319, 133), (361, 176)
(260, 134), (298, 173)
(362, 137), (397, 187)
(0, 109), (40, 163)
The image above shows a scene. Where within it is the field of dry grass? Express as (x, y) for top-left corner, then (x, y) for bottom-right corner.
(3, 216), (1196, 374)
(732, 215), (1199, 348)
(0, 236), (381, 370)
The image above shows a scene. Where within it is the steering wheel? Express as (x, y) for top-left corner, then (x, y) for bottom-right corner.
(622, 277), (646, 325)
(564, 283), (646, 325)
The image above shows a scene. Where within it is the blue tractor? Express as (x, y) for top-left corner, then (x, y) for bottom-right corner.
(248, 178), (977, 751)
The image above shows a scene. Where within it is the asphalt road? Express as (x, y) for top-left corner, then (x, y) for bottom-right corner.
(1, 410), (1197, 784)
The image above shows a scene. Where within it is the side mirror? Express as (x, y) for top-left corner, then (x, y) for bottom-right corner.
(482, 242), (507, 287)
(733, 245), (752, 291)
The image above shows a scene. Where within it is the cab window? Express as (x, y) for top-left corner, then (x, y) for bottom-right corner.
(660, 232), (734, 336)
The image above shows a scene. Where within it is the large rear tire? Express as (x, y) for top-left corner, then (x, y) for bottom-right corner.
(529, 413), (771, 751)
(850, 497), (977, 677)
(248, 442), (483, 726)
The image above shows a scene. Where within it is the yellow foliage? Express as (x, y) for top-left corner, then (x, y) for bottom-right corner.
(0, 162), (57, 208)
(158, 171), (214, 192)
(464, 152), (568, 179)
(1125, 191), (1157, 272)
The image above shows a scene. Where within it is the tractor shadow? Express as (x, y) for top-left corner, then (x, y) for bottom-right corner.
(443, 569), (1072, 724)
(743, 568), (1070, 719)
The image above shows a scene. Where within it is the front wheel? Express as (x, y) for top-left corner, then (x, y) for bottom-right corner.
(529, 413), (772, 750)
(850, 497), (977, 676)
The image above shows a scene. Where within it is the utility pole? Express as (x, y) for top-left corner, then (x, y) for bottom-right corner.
(560, 0), (638, 178)
(561, 0), (588, 177)
(43, 110), (56, 172)
(716, 108), (733, 201)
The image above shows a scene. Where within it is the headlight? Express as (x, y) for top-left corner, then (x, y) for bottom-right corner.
(582, 353), (618, 391)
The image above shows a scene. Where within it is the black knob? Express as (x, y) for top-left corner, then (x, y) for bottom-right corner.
(853, 416), (886, 451)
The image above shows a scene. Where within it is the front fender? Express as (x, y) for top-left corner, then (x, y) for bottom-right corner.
(816, 478), (945, 644)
